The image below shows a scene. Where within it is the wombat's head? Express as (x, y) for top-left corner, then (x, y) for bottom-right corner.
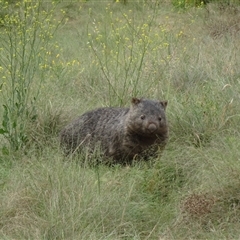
(127, 98), (168, 137)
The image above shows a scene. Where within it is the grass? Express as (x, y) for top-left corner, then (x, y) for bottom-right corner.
(1, 0), (240, 239)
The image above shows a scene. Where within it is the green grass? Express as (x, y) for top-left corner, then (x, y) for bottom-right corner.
(1, 1), (240, 239)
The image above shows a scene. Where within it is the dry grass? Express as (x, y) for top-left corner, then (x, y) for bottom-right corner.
(1, 1), (240, 239)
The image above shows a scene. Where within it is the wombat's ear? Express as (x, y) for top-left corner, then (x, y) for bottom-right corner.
(131, 98), (141, 105)
(160, 101), (168, 110)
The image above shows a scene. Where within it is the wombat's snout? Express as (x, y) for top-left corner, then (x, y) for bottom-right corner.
(147, 123), (157, 133)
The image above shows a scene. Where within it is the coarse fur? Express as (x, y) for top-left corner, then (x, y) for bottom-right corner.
(60, 98), (168, 165)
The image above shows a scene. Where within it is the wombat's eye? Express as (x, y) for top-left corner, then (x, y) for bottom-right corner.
(140, 115), (146, 120)
(158, 117), (162, 121)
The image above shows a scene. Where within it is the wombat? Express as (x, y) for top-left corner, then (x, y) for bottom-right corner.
(60, 98), (168, 164)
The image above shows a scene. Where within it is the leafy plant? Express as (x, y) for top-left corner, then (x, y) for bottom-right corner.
(0, 0), (63, 152)
(172, 0), (206, 9)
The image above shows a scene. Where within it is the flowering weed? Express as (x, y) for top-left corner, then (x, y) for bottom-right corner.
(86, 3), (172, 104)
(0, 0), (63, 152)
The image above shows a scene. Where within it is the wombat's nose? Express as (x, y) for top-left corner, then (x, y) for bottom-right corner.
(148, 123), (157, 133)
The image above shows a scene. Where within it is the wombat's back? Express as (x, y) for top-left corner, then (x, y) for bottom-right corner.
(60, 107), (129, 155)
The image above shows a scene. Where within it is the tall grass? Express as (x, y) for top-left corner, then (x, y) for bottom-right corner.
(1, 1), (240, 239)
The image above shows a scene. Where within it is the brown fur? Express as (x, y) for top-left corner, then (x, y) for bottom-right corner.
(60, 98), (168, 164)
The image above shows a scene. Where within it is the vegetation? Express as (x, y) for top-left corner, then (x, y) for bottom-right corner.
(0, 0), (240, 239)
